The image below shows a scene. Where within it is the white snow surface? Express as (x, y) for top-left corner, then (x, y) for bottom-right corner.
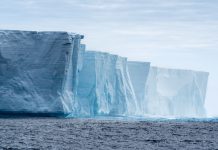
(0, 30), (83, 115)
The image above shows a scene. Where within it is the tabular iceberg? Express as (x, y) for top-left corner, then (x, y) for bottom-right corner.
(74, 51), (138, 116)
(0, 30), (83, 115)
(0, 30), (209, 118)
(144, 67), (209, 117)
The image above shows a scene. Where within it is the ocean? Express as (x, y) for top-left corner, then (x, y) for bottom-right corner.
(0, 118), (218, 149)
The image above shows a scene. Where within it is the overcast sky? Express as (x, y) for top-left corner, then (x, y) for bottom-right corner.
(0, 0), (217, 116)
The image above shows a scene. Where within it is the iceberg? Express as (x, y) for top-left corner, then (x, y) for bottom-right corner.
(0, 30), (83, 115)
(127, 61), (150, 115)
(0, 30), (209, 118)
(144, 67), (209, 117)
(75, 51), (138, 116)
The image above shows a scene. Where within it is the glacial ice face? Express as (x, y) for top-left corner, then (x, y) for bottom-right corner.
(0, 30), (83, 115)
(0, 30), (209, 118)
(144, 67), (209, 117)
(128, 61), (150, 115)
(74, 51), (138, 116)
(67, 52), (209, 118)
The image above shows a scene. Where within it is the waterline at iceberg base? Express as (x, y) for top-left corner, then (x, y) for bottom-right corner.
(0, 30), (209, 118)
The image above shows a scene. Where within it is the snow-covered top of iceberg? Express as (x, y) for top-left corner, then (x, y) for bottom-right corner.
(0, 29), (84, 38)
(85, 50), (124, 59)
(151, 66), (209, 75)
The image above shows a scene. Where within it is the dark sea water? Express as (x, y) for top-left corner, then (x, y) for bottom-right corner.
(0, 118), (218, 150)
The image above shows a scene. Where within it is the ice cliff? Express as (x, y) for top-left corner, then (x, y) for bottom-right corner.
(72, 51), (209, 118)
(127, 61), (150, 115)
(74, 51), (138, 116)
(144, 67), (209, 117)
(0, 30), (209, 118)
(0, 30), (83, 115)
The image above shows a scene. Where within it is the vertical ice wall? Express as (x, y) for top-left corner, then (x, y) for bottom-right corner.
(0, 30), (210, 118)
(144, 67), (209, 117)
(70, 44), (86, 114)
(75, 51), (138, 117)
(0, 30), (83, 115)
(128, 61), (150, 115)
